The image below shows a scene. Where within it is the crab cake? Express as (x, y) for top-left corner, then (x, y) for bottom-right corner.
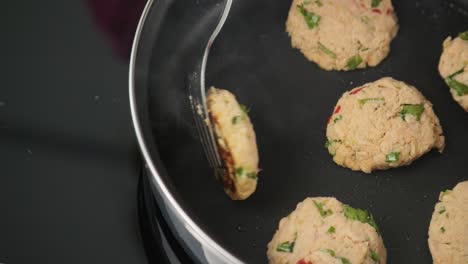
(267, 197), (386, 264)
(326, 77), (445, 173)
(206, 87), (259, 200)
(428, 181), (468, 264)
(438, 31), (468, 111)
(286, 0), (398, 71)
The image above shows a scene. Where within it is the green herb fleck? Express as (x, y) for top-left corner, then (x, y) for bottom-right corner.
(232, 116), (241, 124)
(361, 16), (371, 25)
(385, 151), (400, 163)
(235, 167), (243, 176)
(246, 171), (257, 179)
(318, 42), (337, 59)
(361, 47), (370, 51)
(315, 0), (323, 6)
(440, 190), (452, 199)
(325, 139), (342, 157)
(400, 104), (425, 121)
(370, 250), (380, 262)
(340, 257), (351, 264)
(276, 234), (296, 253)
(440, 226), (446, 233)
(297, 4), (321, 29)
(333, 115), (343, 123)
(239, 104), (250, 114)
(276, 241), (294, 252)
(438, 206), (446, 214)
(371, 0), (383, 8)
(344, 205), (379, 233)
(325, 139), (341, 148)
(314, 201), (333, 217)
(358, 97), (385, 106)
(303, 0), (312, 3)
(346, 55), (363, 70)
(325, 249), (336, 257)
(448, 68), (464, 78)
(459, 31), (468, 40)
(324, 249), (351, 264)
(327, 226), (336, 234)
(446, 77), (468, 96)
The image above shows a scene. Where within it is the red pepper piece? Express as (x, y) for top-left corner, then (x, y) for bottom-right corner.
(334, 105), (341, 114)
(297, 258), (313, 264)
(386, 8), (393, 15)
(372, 8), (382, 14)
(349, 87), (364, 95)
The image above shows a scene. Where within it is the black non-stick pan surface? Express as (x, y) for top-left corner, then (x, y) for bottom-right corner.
(132, 0), (468, 262)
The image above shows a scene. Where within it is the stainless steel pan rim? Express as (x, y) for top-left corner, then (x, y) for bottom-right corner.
(129, 0), (242, 263)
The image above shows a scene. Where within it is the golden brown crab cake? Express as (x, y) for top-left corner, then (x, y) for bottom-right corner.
(207, 87), (259, 200)
(438, 31), (468, 111)
(428, 181), (468, 264)
(286, 0), (398, 71)
(267, 197), (386, 264)
(326, 77), (445, 173)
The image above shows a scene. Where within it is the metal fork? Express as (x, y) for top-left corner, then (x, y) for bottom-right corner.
(188, 0), (233, 169)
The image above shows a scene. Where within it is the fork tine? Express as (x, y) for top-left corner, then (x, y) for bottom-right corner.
(199, 118), (219, 167)
(202, 111), (222, 167)
(194, 116), (214, 167)
(200, 107), (222, 167)
(188, 84), (221, 168)
(189, 93), (218, 168)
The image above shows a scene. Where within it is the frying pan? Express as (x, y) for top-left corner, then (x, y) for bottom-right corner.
(130, 0), (468, 263)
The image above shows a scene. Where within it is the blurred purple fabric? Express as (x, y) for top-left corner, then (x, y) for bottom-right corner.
(86, 0), (146, 61)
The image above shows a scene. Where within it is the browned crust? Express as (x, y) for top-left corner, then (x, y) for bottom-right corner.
(210, 114), (240, 200)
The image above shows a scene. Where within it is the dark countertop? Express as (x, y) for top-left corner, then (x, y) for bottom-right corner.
(0, 1), (147, 263)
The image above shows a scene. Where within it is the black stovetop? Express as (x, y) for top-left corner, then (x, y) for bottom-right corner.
(0, 1), (184, 263)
